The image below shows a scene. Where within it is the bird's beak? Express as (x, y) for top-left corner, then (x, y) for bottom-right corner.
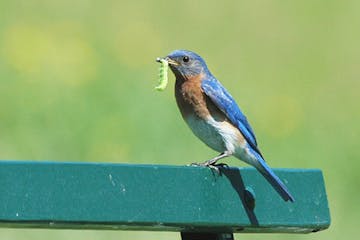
(165, 57), (179, 66)
(156, 57), (179, 66)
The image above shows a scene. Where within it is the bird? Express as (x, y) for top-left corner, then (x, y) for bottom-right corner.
(159, 49), (294, 202)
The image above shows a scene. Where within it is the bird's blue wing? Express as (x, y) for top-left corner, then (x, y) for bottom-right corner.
(201, 78), (262, 156)
(202, 78), (294, 201)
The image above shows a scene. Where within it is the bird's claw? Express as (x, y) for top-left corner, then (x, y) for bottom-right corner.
(188, 162), (228, 174)
(212, 163), (229, 168)
(188, 162), (202, 167)
(188, 161), (216, 167)
(207, 164), (222, 174)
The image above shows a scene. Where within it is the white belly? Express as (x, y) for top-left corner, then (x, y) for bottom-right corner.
(185, 115), (245, 154)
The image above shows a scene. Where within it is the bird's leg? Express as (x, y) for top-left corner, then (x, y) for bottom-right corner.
(190, 151), (232, 167)
(201, 151), (232, 166)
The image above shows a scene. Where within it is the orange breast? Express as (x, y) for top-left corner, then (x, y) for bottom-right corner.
(175, 73), (222, 120)
(174, 74), (247, 154)
(175, 80), (205, 118)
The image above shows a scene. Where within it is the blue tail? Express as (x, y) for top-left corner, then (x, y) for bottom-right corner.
(252, 155), (295, 202)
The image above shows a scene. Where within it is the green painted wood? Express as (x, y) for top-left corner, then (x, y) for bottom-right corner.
(0, 161), (330, 233)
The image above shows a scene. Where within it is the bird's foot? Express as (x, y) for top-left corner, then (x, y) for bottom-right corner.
(188, 151), (232, 173)
(189, 151), (231, 165)
(189, 159), (217, 167)
(206, 164), (222, 174)
(207, 162), (231, 174)
(212, 162), (230, 168)
(189, 161), (222, 174)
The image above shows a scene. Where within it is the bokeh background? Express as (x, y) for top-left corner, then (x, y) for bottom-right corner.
(0, 0), (359, 239)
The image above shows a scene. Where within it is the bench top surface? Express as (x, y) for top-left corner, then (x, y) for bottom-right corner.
(0, 161), (330, 233)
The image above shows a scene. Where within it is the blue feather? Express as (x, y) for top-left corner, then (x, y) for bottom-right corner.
(201, 78), (262, 157)
(201, 78), (294, 202)
(248, 147), (295, 202)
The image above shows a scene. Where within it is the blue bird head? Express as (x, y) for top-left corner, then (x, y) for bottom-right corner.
(163, 50), (210, 80)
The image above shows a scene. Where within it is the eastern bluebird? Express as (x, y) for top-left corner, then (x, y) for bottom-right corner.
(159, 49), (294, 202)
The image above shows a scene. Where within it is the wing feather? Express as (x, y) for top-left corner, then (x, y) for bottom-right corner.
(201, 78), (263, 157)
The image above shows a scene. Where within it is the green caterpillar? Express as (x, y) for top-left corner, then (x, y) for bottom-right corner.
(155, 58), (169, 91)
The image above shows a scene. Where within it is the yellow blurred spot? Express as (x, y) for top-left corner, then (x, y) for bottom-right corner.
(2, 22), (98, 86)
(256, 95), (304, 139)
(88, 141), (129, 162)
(86, 116), (129, 162)
(113, 20), (163, 68)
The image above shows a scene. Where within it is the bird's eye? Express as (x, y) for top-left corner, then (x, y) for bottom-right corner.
(183, 56), (190, 62)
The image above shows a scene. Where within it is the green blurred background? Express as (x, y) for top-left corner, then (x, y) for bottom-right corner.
(0, 0), (359, 239)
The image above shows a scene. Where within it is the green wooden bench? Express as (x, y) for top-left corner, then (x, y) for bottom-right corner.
(0, 161), (330, 240)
